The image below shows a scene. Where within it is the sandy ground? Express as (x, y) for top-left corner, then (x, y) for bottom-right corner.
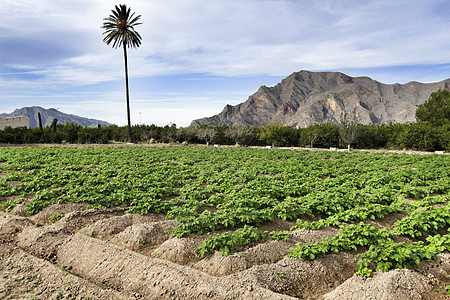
(1, 202), (450, 299)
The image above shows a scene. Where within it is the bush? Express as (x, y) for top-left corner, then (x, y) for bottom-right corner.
(396, 122), (441, 151)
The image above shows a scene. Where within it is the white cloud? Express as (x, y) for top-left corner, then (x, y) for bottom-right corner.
(1, 0), (450, 125)
(2, 0), (449, 82)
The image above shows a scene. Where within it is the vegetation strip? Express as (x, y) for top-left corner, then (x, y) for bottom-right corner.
(1, 145), (449, 278)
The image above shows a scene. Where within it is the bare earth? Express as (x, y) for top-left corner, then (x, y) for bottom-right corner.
(1, 144), (449, 299)
(1, 202), (449, 300)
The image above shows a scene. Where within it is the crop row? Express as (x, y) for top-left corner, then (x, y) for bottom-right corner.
(1, 146), (449, 277)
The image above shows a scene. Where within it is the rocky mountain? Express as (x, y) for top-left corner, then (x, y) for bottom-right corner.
(191, 71), (450, 127)
(0, 106), (111, 128)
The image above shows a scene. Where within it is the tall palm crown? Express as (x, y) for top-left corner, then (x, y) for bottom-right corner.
(102, 5), (142, 49)
(102, 4), (142, 143)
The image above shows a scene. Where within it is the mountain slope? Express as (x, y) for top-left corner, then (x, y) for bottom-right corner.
(0, 107), (111, 128)
(191, 71), (450, 127)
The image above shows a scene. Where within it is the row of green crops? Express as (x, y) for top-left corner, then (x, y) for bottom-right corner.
(1, 146), (449, 277)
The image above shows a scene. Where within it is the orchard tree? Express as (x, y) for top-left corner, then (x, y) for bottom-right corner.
(396, 122), (440, 151)
(303, 123), (340, 148)
(177, 126), (198, 144)
(226, 126), (254, 146)
(197, 127), (217, 146)
(416, 88), (450, 126)
(259, 120), (285, 148)
(339, 110), (359, 151)
(305, 124), (320, 148)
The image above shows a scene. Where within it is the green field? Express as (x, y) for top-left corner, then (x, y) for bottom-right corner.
(1, 146), (449, 277)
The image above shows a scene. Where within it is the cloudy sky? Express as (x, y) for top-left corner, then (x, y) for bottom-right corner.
(1, 0), (449, 126)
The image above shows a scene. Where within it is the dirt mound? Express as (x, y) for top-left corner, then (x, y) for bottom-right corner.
(194, 251), (252, 276)
(78, 213), (164, 238)
(56, 233), (296, 299)
(0, 244), (129, 300)
(16, 224), (70, 262)
(152, 236), (204, 265)
(323, 269), (434, 300)
(1, 203), (449, 299)
(230, 253), (357, 299)
(193, 227), (339, 277)
(289, 227), (339, 242)
(31, 203), (90, 223)
(55, 206), (128, 232)
(0, 211), (34, 242)
(108, 219), (179, 250)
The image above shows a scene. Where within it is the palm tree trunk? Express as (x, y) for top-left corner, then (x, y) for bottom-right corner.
(123, 41), (132, 143)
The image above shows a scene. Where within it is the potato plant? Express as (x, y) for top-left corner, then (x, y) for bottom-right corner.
(0, 146), (449, 277)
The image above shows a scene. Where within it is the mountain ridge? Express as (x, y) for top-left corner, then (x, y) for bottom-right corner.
(0, 106), (111, 128)
(191, 70), (450, 127)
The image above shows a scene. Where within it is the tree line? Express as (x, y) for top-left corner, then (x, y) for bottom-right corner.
(0, 120), (448, 151)
(1, 89), (449, 151)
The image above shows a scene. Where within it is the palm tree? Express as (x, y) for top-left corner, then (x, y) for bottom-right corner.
(102, 4), (142, 143)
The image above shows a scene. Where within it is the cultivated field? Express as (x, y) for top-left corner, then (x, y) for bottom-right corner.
(1, 145), (449, 299)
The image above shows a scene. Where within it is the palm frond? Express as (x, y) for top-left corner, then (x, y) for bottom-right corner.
(101, 4), (142, 49)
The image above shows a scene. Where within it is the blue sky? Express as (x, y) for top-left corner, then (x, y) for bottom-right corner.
(1, 0), (449, 127)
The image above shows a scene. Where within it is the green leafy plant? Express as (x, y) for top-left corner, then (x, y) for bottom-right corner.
(393, 205), (450, 238)
(0, 197), (25, 212)
(357, 233), (450, 277)
(48, 213), (64, 223)
(287, 222), (393, 260)
(196, 225), (269, 258)
(1, 144), (449, 281)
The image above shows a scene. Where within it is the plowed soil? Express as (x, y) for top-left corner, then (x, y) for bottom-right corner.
(1, 202), (450, 299)
(1, 144), (450, 299)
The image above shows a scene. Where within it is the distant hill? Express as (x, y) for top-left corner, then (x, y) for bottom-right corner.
(0, 107), (111, 128)
(191, 70), (450, 127)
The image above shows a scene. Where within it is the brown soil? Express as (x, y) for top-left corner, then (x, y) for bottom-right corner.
(0, 144), (448, 299)
(1, 202), (449, 299)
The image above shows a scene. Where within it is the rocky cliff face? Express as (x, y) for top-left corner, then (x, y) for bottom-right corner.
(0, 106), (111, 128)
(191, 71), (450, 127)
